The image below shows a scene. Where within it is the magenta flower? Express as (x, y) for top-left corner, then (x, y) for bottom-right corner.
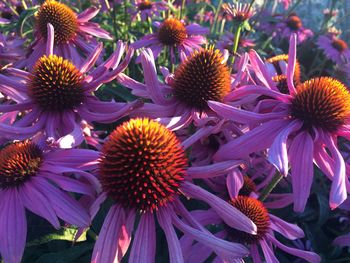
(209, 34), (350, 212)
(130, 0), (167, 21)
(91, 118), (258, 263)
(223, 2), (253, 22)
(181, 196), (320, 262)
(118, 47), (248, 130)
(277, 14), (313, 43)
(317, 34), (350, 64)
(131, 17), (208, 61)
(0, 138), (100, 263)
(0, 24), (140, 148)
(19, 0), (112, 69)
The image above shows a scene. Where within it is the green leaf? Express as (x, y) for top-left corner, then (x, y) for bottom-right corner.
(16, 6), (39, 37)
(26, 227), (87, 248)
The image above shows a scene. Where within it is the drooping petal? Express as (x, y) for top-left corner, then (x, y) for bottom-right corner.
(32, 177), (90, 227)
(268, 120), (302, 176)
(19, 181), (60, 229)
(91, 204), (126, 263)
(227, 169), (244, 199)
(268, 234), (321, 263)
(181, 181), (257, 234)
(323, 134), (347, 209)
(170, 208), (249, 259)
(269, 214), (304, 240)
(214, 119), (290, 161)
(157, 207), (184, 263)
(187, 160), (242, 179)
(129, 213), (156, 263)
(0, 189), (27, 263)
(259, 238), (279, 263)
(289, 131), (314, 212)
(208, 101), (287, 124)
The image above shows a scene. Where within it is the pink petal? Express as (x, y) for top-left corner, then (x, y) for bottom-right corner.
(157, 207), (184, 263)
(19, 181), (60, 229)
(268, 234), (321, 263)
(181, 182), (257, 234)
(170, 208), (249, 259)
(259, 238), (279, 263)
(129, 213), (156, 263)
(214, 119), (290, 161)
(91, 205), (126, 263)
(268, 120), (302, 176)
(32, 177), (90, 227)
(269, 214), (304, 240)
(323, 134), (347, 209)
(226, 169), (244, 199)
(0, 189), (27, 263)
(287, 34), (297, 95)
(208, 101), (287, 124)
(289, 131), (314, 212)
(187, 160), (242, 179)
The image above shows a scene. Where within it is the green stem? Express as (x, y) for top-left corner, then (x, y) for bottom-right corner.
(211, 0), (223, 34)
(230, 24), (243, 66)
(180, 0), (186, 19)
(147, 16), (153, 34)
(258, 172), (284, 201)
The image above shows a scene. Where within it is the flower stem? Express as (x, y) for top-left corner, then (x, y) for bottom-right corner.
(258, 172), (284, 201)
(180, 0), (186, 19)
(211, 0), (223, 34)
(230, 23), (243, 66)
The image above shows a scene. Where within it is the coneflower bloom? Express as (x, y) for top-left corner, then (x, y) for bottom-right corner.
(118, 47), (247, 130)
(0, 138), (100, 263)
(181, 196), (321, 262)
(0, 24), (140, 148)
(131, 17), (208, 61)
(130, 0), (167, 21)
(19, 0), (112, 69)
(223, 2), (253, 22)
(91, 118), (258, 263)
(277, 14), (313, 43)
(317, 34), (350, 64)
(209, 34), (350, 212)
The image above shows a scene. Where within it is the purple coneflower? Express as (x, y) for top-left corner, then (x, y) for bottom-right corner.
(19, 0), (112, 69)
(317, 34), (350, 64)
(91, 117), (258, 263)
(118, 47), (248, 130)
(130, 0), (167, 21)
(181, 195), (320, 262)
(0, 138), (99, 263)
(0, 24), (140, 148)
(209, 34), (350, 212)
(277, 14), (313, 43)
(223, 2), (253, 22)
(131, 17), (208, 61)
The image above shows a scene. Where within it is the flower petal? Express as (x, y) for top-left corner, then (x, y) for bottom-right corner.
(0, 189), (27, 263)
(129, 213), (156, 263)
